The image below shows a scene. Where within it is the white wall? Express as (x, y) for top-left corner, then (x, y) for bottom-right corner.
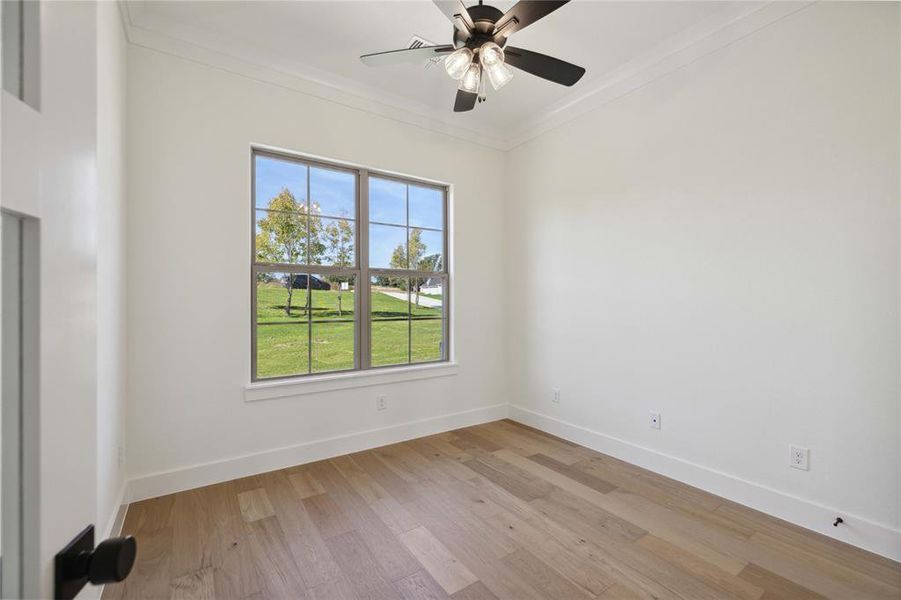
(506, 1), (900, 553)
(125, 45), (508, 491)
(96, 1), (128, 541)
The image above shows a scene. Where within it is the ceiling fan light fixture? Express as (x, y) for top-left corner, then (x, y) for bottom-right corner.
(444, 47), (473, 80)
(479, 42), (504, 68)
(459, 62), (481, 94)
(485, 61), (513, 90)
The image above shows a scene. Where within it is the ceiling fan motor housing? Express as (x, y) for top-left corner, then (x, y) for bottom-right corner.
(453, 4), (507, 49)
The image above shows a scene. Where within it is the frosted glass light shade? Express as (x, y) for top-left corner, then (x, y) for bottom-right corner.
(459, 63), (481, 93)
(486, 62), (513, 90)
(479, 42), (504, 68)
(444, 47), (473, 80)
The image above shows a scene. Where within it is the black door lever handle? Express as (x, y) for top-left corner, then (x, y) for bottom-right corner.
(55, 525), (137, 600)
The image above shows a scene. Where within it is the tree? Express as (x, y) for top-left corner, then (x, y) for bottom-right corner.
(389, 228), (431, 304)
(256, 188), (322, 315)
(323, 218), (354, 316)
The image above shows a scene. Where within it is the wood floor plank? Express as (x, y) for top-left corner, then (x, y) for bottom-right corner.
(325, 530), (402, 600)
(308, 575), (361, 600)
(450, 581), (499, 600)
(577, 454), (723, 513)
(739, 563), (826, 600)
(197, 479), (262, 600)
(399, 526), (479, 594)
(414, 434), (474, 462)
(332, 454), (421, 535)
(475, 421), (586, 465)
(638, 534), (765, 600)
(112, 420), (901, 600)
(499, 547), (594, 599)
(351, 450), (420, 502)
(303, 492), (355, 539)
(462, 452), (554, 501)
(482, 504), (614, 596)
(450, 428), (504, 452)
(245, 515), (309, 599)
(237, 488), (276, 522)
(170, 488), (215, 578)
(289, 469), (327, 499)
(527, 452), (617, 493)
(171, 568), (215, 600)
(259, 470), (343, 589)
(576, 457), (754, 540)
(395, 570), (452, 600)
(716, 500), (901, 587)
(309, 458), (423, 581)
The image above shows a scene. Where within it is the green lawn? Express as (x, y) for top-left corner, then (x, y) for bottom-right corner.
(256, 282), (443, 378)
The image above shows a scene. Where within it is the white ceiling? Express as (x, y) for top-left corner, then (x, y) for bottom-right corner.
(123, 1), (763, 146)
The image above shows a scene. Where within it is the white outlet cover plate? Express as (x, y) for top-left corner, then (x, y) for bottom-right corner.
(789, 445), (809, 470)
(650, 411), (661, 429)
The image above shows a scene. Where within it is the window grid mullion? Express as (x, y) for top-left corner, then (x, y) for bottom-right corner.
(359, 170), (371, 371)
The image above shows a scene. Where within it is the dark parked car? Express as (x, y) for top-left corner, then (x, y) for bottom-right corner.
(289, 274), (331, 290)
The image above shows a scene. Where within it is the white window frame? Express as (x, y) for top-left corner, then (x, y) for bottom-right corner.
(250, 147), (451, 383)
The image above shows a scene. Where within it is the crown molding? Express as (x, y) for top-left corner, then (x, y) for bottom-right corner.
(118, 1), (510, 151)
(118, 1), (814, 152)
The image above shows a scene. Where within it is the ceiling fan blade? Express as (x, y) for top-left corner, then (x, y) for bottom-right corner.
(492, 0), (569, 39)
(360, 45), (455, 67)
(433, 0), (474, 34)
(503, 46), (585, 86)
(453, 89), (477, 112)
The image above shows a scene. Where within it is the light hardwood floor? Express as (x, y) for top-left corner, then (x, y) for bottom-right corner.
(104, 420), (901, 599)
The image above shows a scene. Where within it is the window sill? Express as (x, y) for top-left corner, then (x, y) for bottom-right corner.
(244, 362), (459, 402)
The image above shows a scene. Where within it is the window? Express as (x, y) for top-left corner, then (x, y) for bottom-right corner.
(252, 150), (449, 381)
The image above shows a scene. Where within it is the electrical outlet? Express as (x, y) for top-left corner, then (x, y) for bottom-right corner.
(552, 388), (561, 404)
(790, 445), (809, 470)
(649, 411), (661, 430)
(376, 395), (388, 411)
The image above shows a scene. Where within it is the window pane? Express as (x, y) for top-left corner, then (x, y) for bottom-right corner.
(410, 278), (443, 319)
(312, 217), (355, 266)
(311, 166), (355, 219)
(257, 324), (309, 378)
(255, 155), (307, 210)
(370, 223), (407, 269)
(409, 228), (443, 272)
(311, 275), (355, 321)
(371, 276), (409, 367)
(311, 322), (355, 373)
(256, 209), (309, 265)
(369, 177), (406, 225)
(371, 321), (409, 367)
(257, 270), (310, 379)
(371, 277), (409, 320)
(411, 279), (443, 363)
(409, 185), (443, 230)
(411, 320), (443, 363)
(256, 272), (308, 323)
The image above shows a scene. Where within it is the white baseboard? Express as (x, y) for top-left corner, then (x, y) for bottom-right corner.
(508, 405), (901, 563)
(96, 486), (130, 599)
(126, 403), (508, 503)
(101, 484), (129, 538)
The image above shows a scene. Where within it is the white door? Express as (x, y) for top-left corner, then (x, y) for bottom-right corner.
(2, 1), (109, 597)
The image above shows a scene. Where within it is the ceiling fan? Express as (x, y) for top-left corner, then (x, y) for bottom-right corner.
(360, 0), (585, 112)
